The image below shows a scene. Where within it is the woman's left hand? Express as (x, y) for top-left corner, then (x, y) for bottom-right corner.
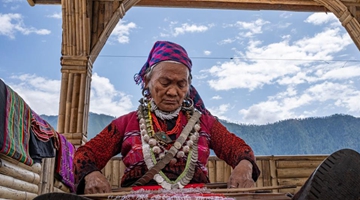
(227, 159), (254, 188)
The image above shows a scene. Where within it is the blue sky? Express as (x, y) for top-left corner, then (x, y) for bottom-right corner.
(1, 1), (360, 125)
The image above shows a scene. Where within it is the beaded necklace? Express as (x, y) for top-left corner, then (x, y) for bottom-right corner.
(151, 112), (182, 136)
(138, 98), (201, 189)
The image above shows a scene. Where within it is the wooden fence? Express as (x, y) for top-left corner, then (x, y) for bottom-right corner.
(101, 155), (328, 194)
(0, 153), (328, 199)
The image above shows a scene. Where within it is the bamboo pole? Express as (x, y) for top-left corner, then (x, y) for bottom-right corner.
(61, 0), (66, 56)
(53, 186), (65, 193)
(75, 0), (80, 56)
(54, 179), (71, 193)
(91, 1), (99, 50)
(70, 0), (76, 55)
(0, 185), (37, 200)
(58, 72), (69, 133)
(0, 154), (41, 174)
(82, 0), (88, 54)
(64, 73), (73, 134)
(0, 173), (39, 194)
(65, 0), (71, 55)
(39, 157), (55, 194)
(69, 74), (81, 134)
(77, 73), (86, 134)
(63, 132), (83, 139)
(0, 158), (40, 184)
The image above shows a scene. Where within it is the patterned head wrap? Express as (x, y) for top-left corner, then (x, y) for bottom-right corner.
(134, 41), (211, 115)
(134, 41), (192, 88)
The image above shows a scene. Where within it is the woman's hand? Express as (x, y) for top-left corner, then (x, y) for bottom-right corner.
(84, 171), (111, 194)
(227, 159), (254, 188)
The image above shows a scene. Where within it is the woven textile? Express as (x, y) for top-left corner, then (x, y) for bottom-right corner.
(0, 85), (33, 165)
(55, 133), (76, 192)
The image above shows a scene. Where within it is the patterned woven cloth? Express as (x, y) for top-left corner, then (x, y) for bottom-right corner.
(0, 85), (33, 165)
(55, 132), (76, 192)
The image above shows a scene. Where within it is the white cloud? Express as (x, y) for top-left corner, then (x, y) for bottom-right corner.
(90, 73), (133, 116)
(5, 73), (134, 117)
(7, 74), (61, 115)
(207, 27), (353, 91)
(112, 21), (136, 44)
(305, 13), (338, 26)
(2, 0), (22, 3)
(218, 38), (235, 45)
(47, 12), (62, 19)
(204, 50), (211, 56)
(0, 13), (51, 39)
(161, 22), (213, 37)
(235, 19), (270, 37)
(212, 95), (222, 100)
(238, 80), (360, 125)
(208, 104), (231, 121)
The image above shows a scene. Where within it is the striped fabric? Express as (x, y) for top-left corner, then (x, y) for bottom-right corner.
(31, 110), (56, 142)
(0, 85), (33, 165)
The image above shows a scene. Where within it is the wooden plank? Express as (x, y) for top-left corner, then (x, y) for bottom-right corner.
(261, 160), (271, 186)
(277, 168), (315, 178)
(111, 160), (120, 188)
(276, 160), (323, 168)
(269, 158), (278, 192)
(207, 159), (215, 183)
(215, 160), (225, 183)
(278, 177), (308, 186)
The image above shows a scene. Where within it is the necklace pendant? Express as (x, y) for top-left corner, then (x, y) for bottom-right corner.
(154, 131), (173, 144)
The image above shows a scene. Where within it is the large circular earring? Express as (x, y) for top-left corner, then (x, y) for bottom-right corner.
(182, 97), (194, 111)
(142, 87), (151, 99)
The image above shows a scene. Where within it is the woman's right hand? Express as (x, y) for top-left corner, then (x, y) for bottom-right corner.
(84, 171), (111, 194)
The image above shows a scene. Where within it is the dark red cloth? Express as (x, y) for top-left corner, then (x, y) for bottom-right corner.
(73, 111), (260, 194)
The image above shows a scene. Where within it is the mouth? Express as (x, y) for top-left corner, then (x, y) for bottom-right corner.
(162, 99), (178, 104)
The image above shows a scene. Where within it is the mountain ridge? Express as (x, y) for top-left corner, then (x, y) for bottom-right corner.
(40, 113), (360, 155)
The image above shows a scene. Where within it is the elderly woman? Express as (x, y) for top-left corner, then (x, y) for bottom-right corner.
(73, 41), (260, 194)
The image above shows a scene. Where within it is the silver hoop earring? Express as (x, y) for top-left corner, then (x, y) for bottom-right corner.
(182, 98), (194, 111)
(142, 88), (151, 99)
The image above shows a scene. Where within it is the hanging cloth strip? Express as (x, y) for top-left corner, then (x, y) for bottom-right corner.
(133, 110), (201, 186)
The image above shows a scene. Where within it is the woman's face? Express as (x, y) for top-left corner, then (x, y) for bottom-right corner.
(145, 62), (190, 112)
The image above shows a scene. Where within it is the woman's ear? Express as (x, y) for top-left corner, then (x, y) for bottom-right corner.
(144, 76), (150, 88)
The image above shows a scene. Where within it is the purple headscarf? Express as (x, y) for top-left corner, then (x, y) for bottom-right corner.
(134, 41), (210, 115)
(134, 41), (192, 87)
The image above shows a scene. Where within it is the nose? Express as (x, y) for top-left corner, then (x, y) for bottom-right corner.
(166, 86), (177, 96)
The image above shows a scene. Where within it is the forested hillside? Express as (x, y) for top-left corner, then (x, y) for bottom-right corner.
(41, 113), (360, 155)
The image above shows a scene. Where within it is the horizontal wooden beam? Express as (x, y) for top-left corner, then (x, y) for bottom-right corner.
(28, 0), (360, 11)
(136, 0), (326, 12)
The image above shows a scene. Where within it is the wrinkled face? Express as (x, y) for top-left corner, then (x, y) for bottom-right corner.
(145, 62), (190, 112)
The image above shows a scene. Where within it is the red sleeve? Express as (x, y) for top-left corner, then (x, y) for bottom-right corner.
(73, 122), (123, 194)
(209, 119), (260, 181)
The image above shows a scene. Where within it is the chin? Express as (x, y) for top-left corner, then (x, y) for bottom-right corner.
(160, 105), (181, 112)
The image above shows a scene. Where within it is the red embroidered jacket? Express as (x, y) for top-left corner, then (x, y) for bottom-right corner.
(73, 111), (260, 194)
